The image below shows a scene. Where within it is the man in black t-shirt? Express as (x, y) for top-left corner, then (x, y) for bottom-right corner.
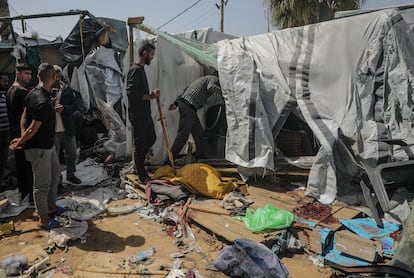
(6, 63), (34, 202)
(126, 41), (160, 184)
(10, 63), (61, 230)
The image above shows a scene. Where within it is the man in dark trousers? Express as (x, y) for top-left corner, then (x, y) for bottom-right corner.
(10, 63), (61, 230)
(52, 65), (81, 185)
(126, 41), (160, 184)
(0, 72), (9, 186)
(6, 63), (33, 202)
(169, 75), (221, 161)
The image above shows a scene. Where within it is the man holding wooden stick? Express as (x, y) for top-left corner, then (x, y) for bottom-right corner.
(126, 41), (160, 184)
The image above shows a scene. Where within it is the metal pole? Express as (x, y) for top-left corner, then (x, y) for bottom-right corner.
(220, 0), (224, 32)
(129, 25), (134, 65)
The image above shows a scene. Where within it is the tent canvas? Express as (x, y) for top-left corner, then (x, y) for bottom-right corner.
(217, 7), (414, 204)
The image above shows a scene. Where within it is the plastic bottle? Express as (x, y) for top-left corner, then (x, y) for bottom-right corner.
(129, 247), (155, 263)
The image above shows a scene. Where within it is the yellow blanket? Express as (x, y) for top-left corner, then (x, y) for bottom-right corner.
(153, 163), (239, 199)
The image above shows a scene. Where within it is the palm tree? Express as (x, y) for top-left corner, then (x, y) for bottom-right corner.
(264, 0), (365, 29)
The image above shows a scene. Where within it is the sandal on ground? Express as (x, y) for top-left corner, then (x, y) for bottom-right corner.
(38, 219), (61, 230)
(48, 206), (67, 217)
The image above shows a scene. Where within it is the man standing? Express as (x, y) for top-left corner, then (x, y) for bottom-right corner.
(0, 72), (9, 186)
(6, 63), (33, 201)
(10, 63), (61, 230)
(52, 65), (81, 185)
(169, 75), (221, 161)
(126, 41), (160, 184)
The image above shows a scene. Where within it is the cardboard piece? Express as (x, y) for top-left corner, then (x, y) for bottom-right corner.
(335, 230), (378, 262)
(296, 228), (323, 255)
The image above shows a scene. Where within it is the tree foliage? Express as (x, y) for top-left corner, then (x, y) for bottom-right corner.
(264, 0), (365, 29)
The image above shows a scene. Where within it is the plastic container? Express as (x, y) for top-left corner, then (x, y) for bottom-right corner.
(129, 247), (155, 263)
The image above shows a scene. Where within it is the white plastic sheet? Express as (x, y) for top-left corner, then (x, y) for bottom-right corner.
(218, 8), (414, 203)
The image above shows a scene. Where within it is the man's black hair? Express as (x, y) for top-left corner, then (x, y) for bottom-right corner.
(138, 40), (155, 57)
(15, 63), (32, 72)
(38, 63), (55, 82)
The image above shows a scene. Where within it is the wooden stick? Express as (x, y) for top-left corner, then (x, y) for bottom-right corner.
(156, 96), (175, 171)
(189, 204), (230, 215)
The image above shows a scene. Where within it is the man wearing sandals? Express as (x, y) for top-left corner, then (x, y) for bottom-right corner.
(10, 63), (62, 230)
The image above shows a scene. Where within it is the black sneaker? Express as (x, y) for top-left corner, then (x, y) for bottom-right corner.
(67, 176), (81, 184)
(138, 174), (151, 185)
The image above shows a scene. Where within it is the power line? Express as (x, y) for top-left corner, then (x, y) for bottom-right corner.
(8, 3), (60, 39)
(8, 3), (36, 34)
(158, 0), (203, 30)
(177, 6), (216, 31)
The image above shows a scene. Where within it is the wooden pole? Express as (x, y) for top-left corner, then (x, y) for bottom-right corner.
(156, 97), (175, 171)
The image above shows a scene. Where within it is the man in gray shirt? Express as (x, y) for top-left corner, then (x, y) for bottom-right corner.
(169, 75), (221, 161)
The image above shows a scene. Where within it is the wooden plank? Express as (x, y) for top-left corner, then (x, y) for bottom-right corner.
(127, 16), (145, 25)
(126, 174), (146, 192)
(216, 167), (309, 177)
(189, 204), (230, 215)
(296, 227), (323, 255)
(189, 210), (266, 243)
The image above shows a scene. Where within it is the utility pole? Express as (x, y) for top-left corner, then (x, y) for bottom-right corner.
(215, 0), (228, 33)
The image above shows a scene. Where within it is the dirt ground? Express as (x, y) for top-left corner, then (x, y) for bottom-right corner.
(0, 189), (335, 277)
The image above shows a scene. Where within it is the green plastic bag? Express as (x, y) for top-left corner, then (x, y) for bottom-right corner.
(236, 204), (294, 233)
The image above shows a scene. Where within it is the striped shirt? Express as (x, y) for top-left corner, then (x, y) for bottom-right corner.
(0, 91), (9, 134)
(181, 76), (221, 110)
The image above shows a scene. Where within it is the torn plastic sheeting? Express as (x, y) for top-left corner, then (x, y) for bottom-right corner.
(61, 158), (109, 186)
(49, 218), (88, 248)
(96, 17), (128, 53)
(67, 47), (126, 149)
(217, 8), (414, 204)
(379, 237), (395, 256)
(340, 218), (400, 239)
(83, 47), (126, 143)
(56, 186), (117, 221)
(60, 18), (105, 66)
(84, 47), (123, 107)
(0, 193), (30, 219)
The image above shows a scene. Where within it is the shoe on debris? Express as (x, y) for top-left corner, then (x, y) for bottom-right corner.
(67, 176), (81, 184)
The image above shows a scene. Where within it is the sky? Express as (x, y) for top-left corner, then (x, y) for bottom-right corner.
(6, 0), (414, 40)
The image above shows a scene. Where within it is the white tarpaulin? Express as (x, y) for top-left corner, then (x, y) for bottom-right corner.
(217, 8), (414, 204)
(136, 28), (235, 164)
